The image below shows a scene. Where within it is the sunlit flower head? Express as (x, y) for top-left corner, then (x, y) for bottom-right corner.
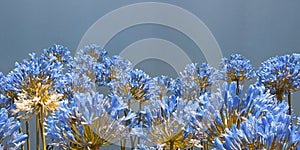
(135, 95), (197, 149)
(149, 76), (181, 101)
(95, 56), (133, 86)
(179, 63), (216, 100)
(0, 73), (11, 110)
(214, 100), (300, 149)
(0, 108), (27, 149)
(256, 53), (300, 101)
(110, 69), (151, 103)
(45, 92), (134, 149)
(220, 54), (255, 83)
(73, 44), (107, 76)
(191, 82), (278, 146)
(6, 51), (67, 119)
(71, 44), (107, 93)
(41, 44), (73, 69)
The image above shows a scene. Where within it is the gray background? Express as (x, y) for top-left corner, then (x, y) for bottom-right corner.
(1, 1), (300, 149)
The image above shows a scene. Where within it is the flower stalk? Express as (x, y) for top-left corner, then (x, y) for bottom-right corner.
(39, 108), (46, 150)
(36, 114), (40, 150)
(25, 120), (30, 150)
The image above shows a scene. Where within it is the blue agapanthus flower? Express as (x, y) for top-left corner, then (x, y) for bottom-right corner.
(134, 94), (197, 149)
(73, 44), (107, 78)
(109, 69), (151, 104)
(190, 82), (280, 147)
(75, 44), (107, 62)
(256, 53), (300, 101)
(41, 44), (73, 69)
(0, 108), (27, 149)
(95, 55), (133, 86)
(179, 63), (216, 100)
(71, 44), (107, 93)
(214, 100), (300, 149)
(45, 92), (135, 149)
(108, 69), (151, 149)
(6, 50), (68, 118)
(220, 54), (255, 83)
(0, 73), (11, 109)
(148, 76), (181, 101)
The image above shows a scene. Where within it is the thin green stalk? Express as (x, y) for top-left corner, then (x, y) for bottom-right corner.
(137, 101), (142, 145)
(39, 108), (47, 150)
(121, 99), (131, 150)
(19, 121), (25, 150)
(236, 80), (239, 95)
(288, 91), (292, 116)
(203, 142), (208, 150)
(26, 120), (30, 150)
(121, 140), (126, 150)
(36, 114), (40, 150)
(170, 141), (174, 150)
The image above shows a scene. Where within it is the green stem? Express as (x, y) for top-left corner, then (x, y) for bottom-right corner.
(288, 91), (292, 116)
(39, 108), (46, 150)
(120, 140), (126, 150)
(121, 98), (130, 150)
(170, 141), (174, 150)
(19, 121), (25, 150)
(26, 120), (30, 150)
(36, 114), (40, 150)
(137, 101), (142, 145)
(236, 80), (239, 95)
(204, 141), (208, 150)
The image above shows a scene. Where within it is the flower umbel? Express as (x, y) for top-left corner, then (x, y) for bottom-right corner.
(46, 92), (134, 149)
(214, 100), (300, 149)
(179, 63), (216, 100)
(220, 54), (255, 82)
(6, 52), (65, 119)
(257, 53), (300, 99)
(0, 108), (27, 149)
(137, 95), (197, 150)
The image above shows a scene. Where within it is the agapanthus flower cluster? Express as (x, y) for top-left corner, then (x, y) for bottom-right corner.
(45, 92), (134, 149)
(109, 69), (151, 104)
(220, 54), (255, 93)
(0, 74), (11, 109)
(95, 55), (133, 87)
(135, 95), (198, 150)
(0, 108), (27, 149)
(41, 44), (73, 69)
(179, 63), (216, 100)
(6, 51), (67, 118)
(214, 100), (300, 149)
(72, 44), (107, 93)
(257, 53), (300, 101)
(189, 82), (285, 147)
(148, 76), (181, 101)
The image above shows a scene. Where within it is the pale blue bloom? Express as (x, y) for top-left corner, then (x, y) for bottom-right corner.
(257, 53), (300, 99)
(41, 44), (73, 69)
(109, 69), (151, 104)
(220, 54), (255, 82)
(71, 44), (107, 93)
(0, 108), (27, 149)
(45, 92), (135, 149)
(179, 63), (216, 100)
(149, 76), (182, 102)
(95, 55), (133, 86)
(136, 94), (197, 149)
(216, 101), (300, 149)
(190, 82), (281, 147)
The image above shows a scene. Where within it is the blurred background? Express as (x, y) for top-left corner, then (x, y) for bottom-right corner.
(0, 1), (299, 149)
